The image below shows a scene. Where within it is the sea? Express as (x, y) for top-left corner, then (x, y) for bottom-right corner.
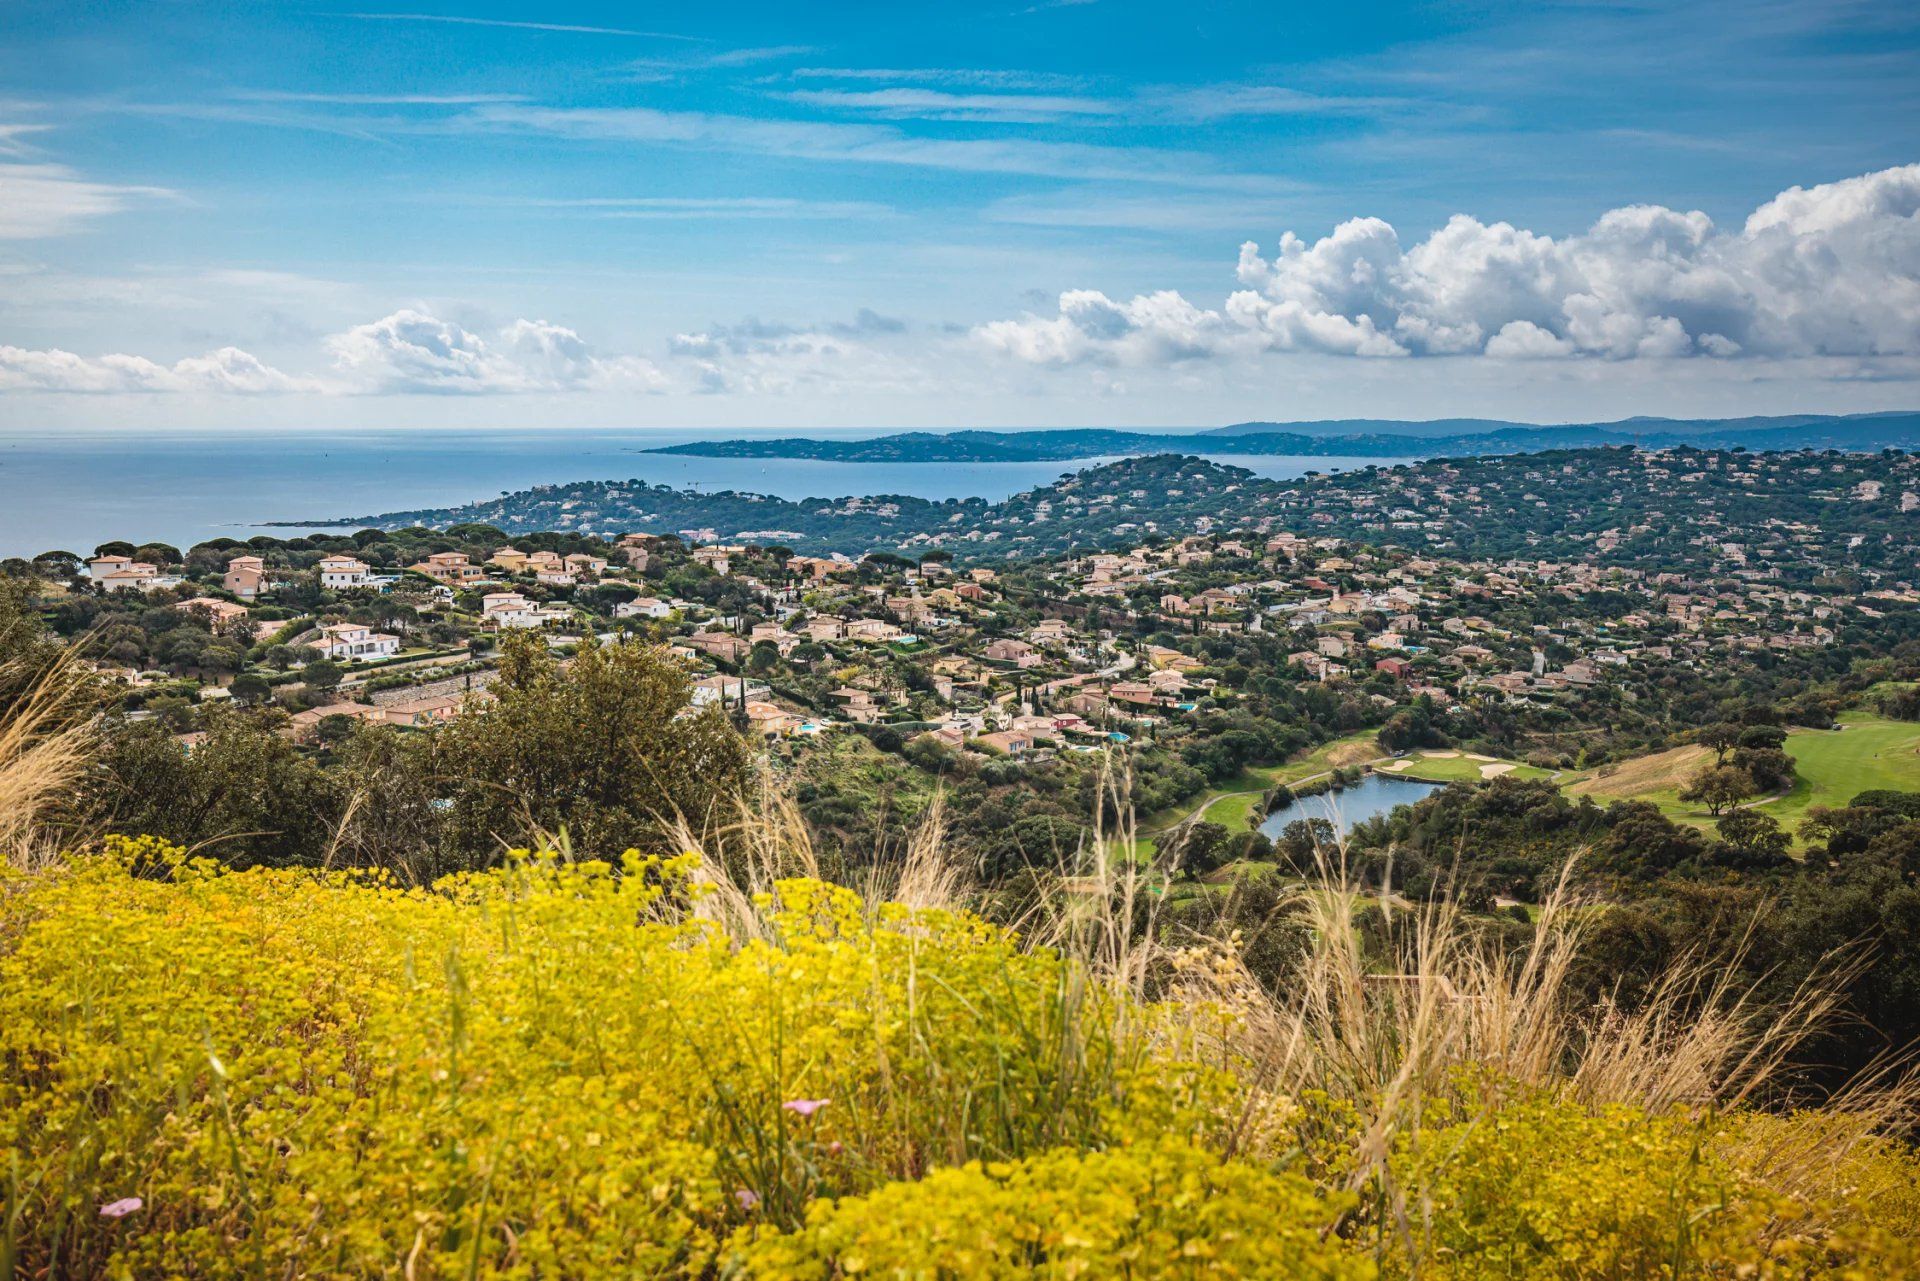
(0, 426), (1385, 558)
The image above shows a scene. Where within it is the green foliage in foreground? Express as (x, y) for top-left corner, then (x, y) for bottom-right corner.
(3, 840), (1918, 1278)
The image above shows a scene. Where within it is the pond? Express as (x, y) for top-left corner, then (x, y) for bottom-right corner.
(1257, 773), (1447, 840)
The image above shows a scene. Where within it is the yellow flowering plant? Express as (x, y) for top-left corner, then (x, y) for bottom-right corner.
(0, 839), (1232, 1277)
(2, 836), (1917, 1279)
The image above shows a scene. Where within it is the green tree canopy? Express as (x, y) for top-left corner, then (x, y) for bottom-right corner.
(432, 633), (751, 861)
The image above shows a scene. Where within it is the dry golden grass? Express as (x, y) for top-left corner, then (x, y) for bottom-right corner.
(0, 650), (102, 871)
(1324, 737), (1383, 768)
(1154, 845), (1918, 1246)
(1565, 741), (1712, 798)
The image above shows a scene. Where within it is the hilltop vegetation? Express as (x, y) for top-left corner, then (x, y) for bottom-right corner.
(353, 444), (1920, 576)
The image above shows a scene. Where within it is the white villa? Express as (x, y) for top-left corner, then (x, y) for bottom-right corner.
(481, 591), (539, 629)
(614, 596), (673, 619)
(89, 555), (176, 593)
(312, 622), (400, 661)
(317, 555), (373, 589)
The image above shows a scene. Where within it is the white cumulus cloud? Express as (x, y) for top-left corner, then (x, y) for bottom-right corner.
(666, 311), (920, 394)
(1, 310), (665, 396)
(0, 343), (309, 393)
(976, 164), (1920, 366)
(325, 309), (665, 393)
(976, 290), (1244, 366)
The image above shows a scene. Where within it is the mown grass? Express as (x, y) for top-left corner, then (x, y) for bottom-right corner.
(1379, 750), (1554, 785)
(1568, 715), (1920, 842)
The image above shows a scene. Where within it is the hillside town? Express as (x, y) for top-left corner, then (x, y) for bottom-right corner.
(34, 445), (1914, 782)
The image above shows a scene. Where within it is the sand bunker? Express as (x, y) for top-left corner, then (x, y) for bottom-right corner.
(1480, 762), (1516, 779)
(1424, 750), (1460, 759)
(1465, 753), (1497, 762)
(1378, 759), (1411, 772)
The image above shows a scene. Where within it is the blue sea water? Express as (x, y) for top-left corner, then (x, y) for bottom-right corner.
(0, 427), (1384, 557)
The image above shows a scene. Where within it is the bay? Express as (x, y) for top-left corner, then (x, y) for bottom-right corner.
(0, 427), (1386, 557)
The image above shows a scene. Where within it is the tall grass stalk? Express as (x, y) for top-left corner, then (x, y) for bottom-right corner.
(0, 648), (101, 871)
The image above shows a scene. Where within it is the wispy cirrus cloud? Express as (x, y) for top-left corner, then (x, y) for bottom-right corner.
(776, 88), (1118, 124)
(626, 45), (817, 78)
(1019, 0), (1100, 14)
(983, 189), (1307, 231)
(505, 196), (893, 221)
(784, 66), (1089, 91)
(0, 123), (51, 156)
(1154, 83), (1465, 122)
(226, 89), (529, 106)
(328, 12), (702, 40)
(0, 159), (177, 239)
(455, 103), (1290, 190)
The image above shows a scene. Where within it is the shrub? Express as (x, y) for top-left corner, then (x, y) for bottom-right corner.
(1391, 1087), (1920, 1279)
(743, 1138), (1368, 1279)
(1, 835), (1915, 1278)
(0, 841), (1219, 1277)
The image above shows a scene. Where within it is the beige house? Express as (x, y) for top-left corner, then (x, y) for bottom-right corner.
(749, 623), (800, 654)
(410, 551), (486, 586)
(174, 597), (249, 624)
(489, 547), (531, 573)
(685, 631), (749, 661)
(976, 730), (1034, 756)
(984, 638), (1041, 667)
(743, 701), (803, 738)
(224, 555), (269, 600)
(284, 702), (384, 741)
(380, 692), (469, 728)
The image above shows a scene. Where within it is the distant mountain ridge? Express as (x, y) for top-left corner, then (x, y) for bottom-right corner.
(1208, 411), (1920, 439)
(644, 412), (1920, 463)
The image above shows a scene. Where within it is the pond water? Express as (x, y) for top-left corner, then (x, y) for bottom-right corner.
(1257, 773), (1447, 840)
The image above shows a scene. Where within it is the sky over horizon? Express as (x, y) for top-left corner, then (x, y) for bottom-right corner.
(2, 0), (1918, 431)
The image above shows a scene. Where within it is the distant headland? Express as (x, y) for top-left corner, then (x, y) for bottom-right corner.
(641, 412), (1920, 464)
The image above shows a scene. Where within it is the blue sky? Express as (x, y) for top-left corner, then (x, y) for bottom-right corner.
(1, 0), (1917, 429)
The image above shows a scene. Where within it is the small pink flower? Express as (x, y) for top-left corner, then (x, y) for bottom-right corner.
(735, 1188), (761, 1211)
(99, 1197), (143, 1219)
(825, 1141), (844, 1156)
(782, 1098), (830, 1118)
